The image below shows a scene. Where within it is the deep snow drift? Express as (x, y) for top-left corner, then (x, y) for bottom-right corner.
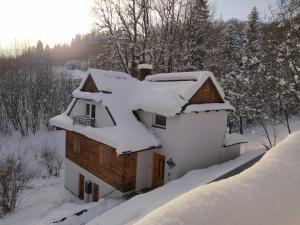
(134, 131), (300, 225)
(85, 150), (263, 225)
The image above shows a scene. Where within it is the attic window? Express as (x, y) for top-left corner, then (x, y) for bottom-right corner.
(153, 114), (167, 129)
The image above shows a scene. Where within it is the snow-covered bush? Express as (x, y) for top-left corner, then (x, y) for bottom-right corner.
(0, 154), (35, 216)
(40, 142), (63, 177)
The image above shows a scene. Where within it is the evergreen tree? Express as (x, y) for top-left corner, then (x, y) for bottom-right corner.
(219, 21), (247, 133)
(241, 7), (265, 122)
(186, 0), (211, 70)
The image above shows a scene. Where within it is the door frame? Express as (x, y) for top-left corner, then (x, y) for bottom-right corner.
(152, 153), (166, 188)
(79, 174), (85, 200)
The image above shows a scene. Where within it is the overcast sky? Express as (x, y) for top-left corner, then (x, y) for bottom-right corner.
(0, 0), (279, 48)
(211, 0), (278, 20)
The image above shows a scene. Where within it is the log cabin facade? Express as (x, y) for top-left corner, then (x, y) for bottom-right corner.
(51, 69), (246, 201)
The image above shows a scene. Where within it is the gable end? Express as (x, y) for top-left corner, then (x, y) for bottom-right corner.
(189, 78), (224, 104)
(81, 74), (99, 93)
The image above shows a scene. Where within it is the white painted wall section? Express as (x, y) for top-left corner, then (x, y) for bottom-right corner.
(64, 159), (123, 201)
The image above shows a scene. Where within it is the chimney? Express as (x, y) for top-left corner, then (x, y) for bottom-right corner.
(138, 64), (153, 80)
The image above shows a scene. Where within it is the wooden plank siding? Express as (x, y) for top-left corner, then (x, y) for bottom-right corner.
(66, 131), (137, 192)
(190, 78), (224, 104)
(81, 74), (99, 93)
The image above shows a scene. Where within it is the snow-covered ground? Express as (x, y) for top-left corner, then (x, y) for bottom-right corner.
(133, 130), (300, 225)
(86, 150), (264, 225)
(1, 117), (300, 225)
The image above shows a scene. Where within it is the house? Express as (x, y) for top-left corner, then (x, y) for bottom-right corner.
(50, 67), (247, 202)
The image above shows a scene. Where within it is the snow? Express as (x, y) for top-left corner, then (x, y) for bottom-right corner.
(138, 64), (153, 70)
(134, 132), (300, 225)
(51, 69), (233, 153)
(3, 119), (300, 225)
(51, 69), (161, 154)
(145, 71), (225, 100)
(224, 133), (248, 147)
(85, 150), (264, 225)
(0, 131), (124, 225)
(130, 81), (188, 116)
(184, 101), (235, 113)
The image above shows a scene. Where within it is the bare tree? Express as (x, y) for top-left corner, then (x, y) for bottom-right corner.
(0, 154), (35, 216)
(40, 142), (63, 177)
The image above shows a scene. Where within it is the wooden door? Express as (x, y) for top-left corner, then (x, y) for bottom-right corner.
(79, 174), (85, 200)
(152, 153), (165, 188)
(93, 183), (99, 202)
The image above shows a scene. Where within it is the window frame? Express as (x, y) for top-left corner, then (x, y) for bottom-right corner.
(85, 103), (96, 119)
(86, 104), (90, 117)
(91, 104), (96, 119)
(99, 145), (110, 167)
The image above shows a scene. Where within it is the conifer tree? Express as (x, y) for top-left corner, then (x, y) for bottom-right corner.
(186, 0), (211, 70)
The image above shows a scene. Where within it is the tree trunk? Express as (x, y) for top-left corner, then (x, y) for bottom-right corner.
(239, 116), (243, 134)
(284, 109), (291, 134)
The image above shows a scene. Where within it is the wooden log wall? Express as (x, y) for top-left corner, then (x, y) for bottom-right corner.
(66, 131), (137, 192)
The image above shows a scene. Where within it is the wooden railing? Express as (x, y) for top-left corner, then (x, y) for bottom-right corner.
(73, 116), (95, 127)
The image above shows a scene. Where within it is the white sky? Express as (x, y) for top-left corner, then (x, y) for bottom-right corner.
(0, 0), (278, 49)
(0, 0), (93, 48)
(212, 0), (278, 20)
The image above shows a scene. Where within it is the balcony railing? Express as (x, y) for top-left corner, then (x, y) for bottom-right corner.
(73, 116), (95, 127)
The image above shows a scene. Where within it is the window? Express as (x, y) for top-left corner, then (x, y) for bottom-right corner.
(86, 103), (96, 119)
(99, 145), (110, 167)
(73, 134), (80, 153)
(153, 114), (167, 128)
(91, 105), (96, 119)
(86, 104), (90, 116)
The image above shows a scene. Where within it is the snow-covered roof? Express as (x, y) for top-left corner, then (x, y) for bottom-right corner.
(145, 71), (225, 100)
(134, 131), (300, 225)
(51, 69), (233, 154)
(224, 133), (248, 147)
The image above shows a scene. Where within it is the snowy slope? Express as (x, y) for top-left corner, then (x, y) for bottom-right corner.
(134, 131), (300, 225)
(85, 150), (263, 225)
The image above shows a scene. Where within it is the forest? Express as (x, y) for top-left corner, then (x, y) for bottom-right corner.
(0, 0), (299, 141)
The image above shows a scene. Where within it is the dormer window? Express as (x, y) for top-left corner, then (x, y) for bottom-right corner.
(153, 114), (167, 129)
(86, 104), (96, 119)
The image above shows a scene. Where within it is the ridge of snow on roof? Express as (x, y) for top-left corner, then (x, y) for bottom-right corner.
(134, 132), (300, 225)
(51, 69), (233, 154)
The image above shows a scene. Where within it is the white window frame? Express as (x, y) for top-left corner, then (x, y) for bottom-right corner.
(85, 103), (96, 119)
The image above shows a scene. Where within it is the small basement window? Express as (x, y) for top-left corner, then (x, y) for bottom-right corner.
(153, 114), (167, 128)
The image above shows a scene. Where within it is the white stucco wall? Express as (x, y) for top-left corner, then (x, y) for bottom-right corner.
(221, 144), (241, 163)
(64, 158), (123, 201)
(69, 99), (114, 128)
(137, 110), (229, 186)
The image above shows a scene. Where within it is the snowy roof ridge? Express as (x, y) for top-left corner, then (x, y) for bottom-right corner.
(50, 69), (233, 154)
(145, 71), (225, 100)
